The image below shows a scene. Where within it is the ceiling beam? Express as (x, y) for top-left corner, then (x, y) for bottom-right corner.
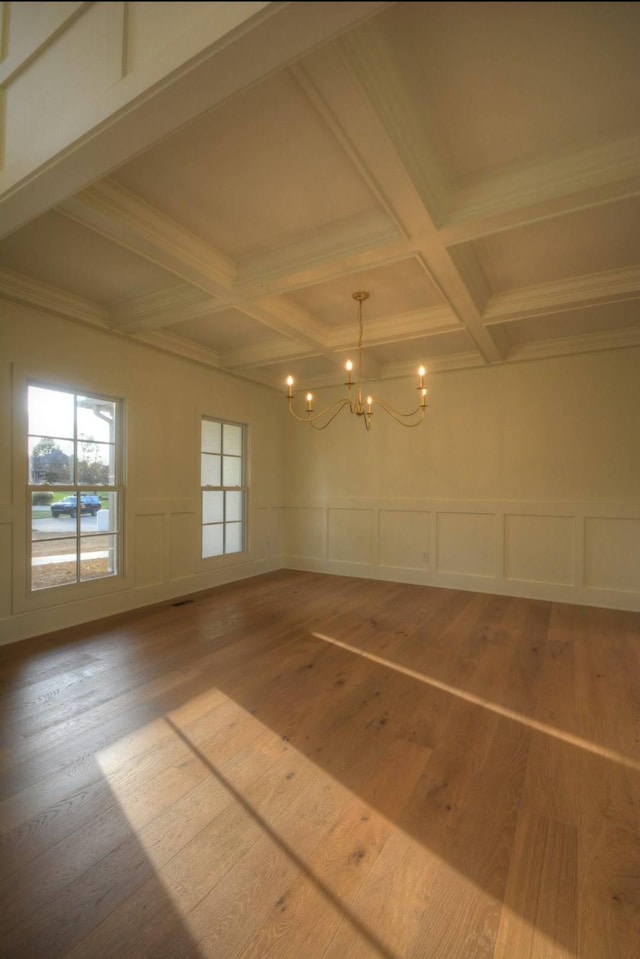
(240, 296), (332, 357)
(483, 265), (640, 325)
(222, 338), (315, 371)
(110, 285), (222, 334)
(328, 306), (459, 350)
(297, 39), (505, 365)
(131, 330), (222, 369)
(440, 131), (640, 246)
(59, 180), (235, 296)
(505, 326), (640, 365)
(0, 1), (389, 238)
(0, 268), (109, 327)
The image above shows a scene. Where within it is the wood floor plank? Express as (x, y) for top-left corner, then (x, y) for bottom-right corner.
(61, 730), (290, 959)
(144, 747), (359, 957)
(494, 811), (578, 959)
(237, 738), (431, 959)
(578, 822), (640, 959)
(321, 826), (434, 959)
(406, 717), (530, 958)
(0, 570), (638, 958)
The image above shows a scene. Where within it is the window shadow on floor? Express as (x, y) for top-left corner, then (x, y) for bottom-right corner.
(2, 570), (638, 957)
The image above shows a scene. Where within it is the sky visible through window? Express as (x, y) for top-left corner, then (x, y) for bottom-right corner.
(29, 386), (114, 444)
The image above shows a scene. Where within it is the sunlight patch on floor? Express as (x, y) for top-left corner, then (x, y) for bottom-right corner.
(95, 693), (408, 957)
(312, 631), (640, 773)
(92, 659), (578, 957)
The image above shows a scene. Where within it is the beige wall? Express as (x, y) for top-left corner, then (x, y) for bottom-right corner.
(282, 347), (640, 610)
(0, 303), (285, 643)
(2, 303), (639, 645)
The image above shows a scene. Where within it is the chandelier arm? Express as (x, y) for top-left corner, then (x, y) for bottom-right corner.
(287, 397), (352, 427)
(306, 398), (354, 430)
(373, 399), (426, 426)
(285, 290), (427, 432)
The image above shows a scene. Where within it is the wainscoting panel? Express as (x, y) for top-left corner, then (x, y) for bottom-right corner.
(269, 507), (285, 560)
(505, 514), (575, 586)
(170, 512), (196, 581)
(284, 507), (325, 559)
(328, 508), (373, 565)
(0, 525), (11, 618)
(282, 499), (640, 610)
(134, 513), (164, 587)
(379, 509), (430, 570)
(584, 517), (640, 592)
(436, 512), (496, 578)
(252, 507), (269, 561)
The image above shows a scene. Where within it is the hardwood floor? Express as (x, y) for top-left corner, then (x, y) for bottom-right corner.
(1, 570), (639, 958)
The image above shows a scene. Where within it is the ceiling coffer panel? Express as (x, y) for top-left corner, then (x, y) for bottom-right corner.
(1, 1), (639, 387)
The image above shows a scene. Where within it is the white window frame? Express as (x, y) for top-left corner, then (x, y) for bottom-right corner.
(200, 417), (247, 559)
(27, 382), (123, 593)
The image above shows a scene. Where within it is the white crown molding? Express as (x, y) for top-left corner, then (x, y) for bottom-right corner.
(131, 329), (222, 369)
(299, 42), (505, 366)
(447, 244), (492, 315)
(225, 306), (461, 371)
(222, 338), (316, 370)
(263, 348), (484, 392)
(412, 243), (505, 364)
(486, 324), (512, 361)
(275, 357), (384, 393)
(336, 24), (451, 225)
(303, 349), (489, 382)
(328, 306), (459, 350)
(504, 326), (640, 364)
(276, 349), (493, 384)
(235, 210), (401, 288)
(59, 178), (236, 295)
(484, 266), (640, 324)
(240, 296), (331, 355)
(441, 130), (640, 245)
(382, 352), (487, 378)
(237, 236), (416, 299)
(111, 284), (223, 333)
(412, 352), (491, 374)
(0, 267), (109, 327)
(290, 57), (409, 242)
(299, 44), (433, 243)
(206, 303), (461, 374)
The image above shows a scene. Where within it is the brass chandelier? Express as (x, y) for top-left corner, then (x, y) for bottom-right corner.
(285, 291), (427, 431)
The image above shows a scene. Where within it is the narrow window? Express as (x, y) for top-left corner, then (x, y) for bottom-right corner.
(201, 418), (246, 557)
(28, 385), (122, 591)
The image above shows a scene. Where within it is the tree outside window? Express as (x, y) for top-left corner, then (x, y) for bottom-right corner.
(28, 385), (122, 591)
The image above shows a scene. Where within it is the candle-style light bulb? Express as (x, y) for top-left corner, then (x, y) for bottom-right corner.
(345, 359), (353, 385)
(421, 387), (427, 408)
(286, 375), (294, 398)
(366, 395), (373, 413)
(306, 392), (313, 412)
(418, 366), (425, 389)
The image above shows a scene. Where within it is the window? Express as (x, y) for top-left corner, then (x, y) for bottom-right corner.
(201, 418), (246, 557)
(28, 384), (122, 591)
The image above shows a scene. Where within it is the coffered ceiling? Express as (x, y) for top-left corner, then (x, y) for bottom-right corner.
(2, 1), (640, 391)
